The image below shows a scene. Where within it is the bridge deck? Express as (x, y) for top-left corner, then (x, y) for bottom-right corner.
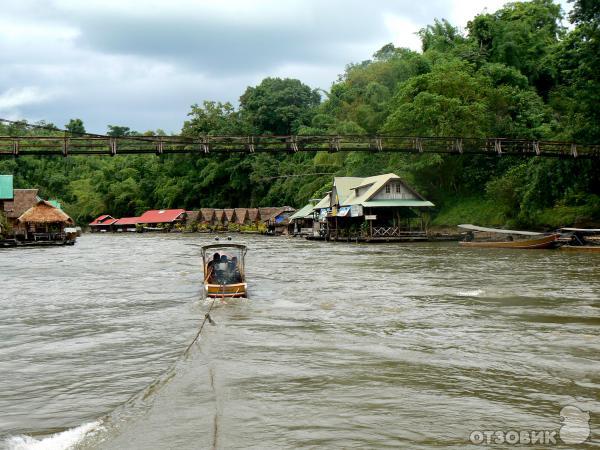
(0, 135), (597, 158)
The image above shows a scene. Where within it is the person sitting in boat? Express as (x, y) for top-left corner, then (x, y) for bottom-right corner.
(213, 254), (229, 284)
(206, 253), (220, 282)
(228, 256), (242, 283)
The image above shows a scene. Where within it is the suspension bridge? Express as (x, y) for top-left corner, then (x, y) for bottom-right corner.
(0, 134), (598, 159)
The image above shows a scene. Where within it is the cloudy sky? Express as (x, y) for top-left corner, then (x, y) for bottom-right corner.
(0, 0), (571, 134)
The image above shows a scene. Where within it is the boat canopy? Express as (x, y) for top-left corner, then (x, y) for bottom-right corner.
(458, 224), (543, 236)
(560, 228), (600, 233)
(201, 243), (247, 254)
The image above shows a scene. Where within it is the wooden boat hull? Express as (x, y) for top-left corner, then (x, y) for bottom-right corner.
(205, 282), (247, 298)
(560, 245), (600, 253)
(459, 234), (559, 249)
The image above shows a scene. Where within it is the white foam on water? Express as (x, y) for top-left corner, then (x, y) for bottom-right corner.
(4, 421), (103, 450)
(456, 289), (484, 297)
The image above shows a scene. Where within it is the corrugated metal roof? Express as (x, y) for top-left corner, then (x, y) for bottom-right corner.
(289, 203), (315, 220)
(313, 195), (330, 210)
(114, 217), (140, 225)
(0, 175), (13, 200)
(139, 209), (186, 223)
(333, 177), (363, 205)
(362, 200), (434, 208)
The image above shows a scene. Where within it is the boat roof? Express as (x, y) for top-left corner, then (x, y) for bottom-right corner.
(560, 228), (600, 233)
(201, 243), (247, 251)
(458, 224), (543, 236)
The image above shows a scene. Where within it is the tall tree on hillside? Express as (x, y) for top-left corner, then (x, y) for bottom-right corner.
(239, 78), (320, 135)
(65, 118), (86, 135)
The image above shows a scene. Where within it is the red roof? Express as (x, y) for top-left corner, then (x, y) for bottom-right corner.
(114, 217), (141, 226)
(90, 215), (118, 226)
(138, 209), (186, 224)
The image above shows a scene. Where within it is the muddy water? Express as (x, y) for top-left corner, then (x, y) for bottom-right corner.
(0, 234), (598, 449)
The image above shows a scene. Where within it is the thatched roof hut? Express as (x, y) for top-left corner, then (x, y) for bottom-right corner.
(235, 208), (249, 225)
(186, 210), (200, 224)
(200, 208), (215, 223)
(224, 208), (236, 223)
(18, 200), (74, 225)
(4, 189), (39, 219)
(247, 208), (260, 223)
(213, 209), (225, 225)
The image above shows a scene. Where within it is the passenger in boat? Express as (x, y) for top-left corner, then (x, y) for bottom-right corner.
(206, 253), (220, 282)
(213, 254), (229, 284)
(228, 256), (242, 283)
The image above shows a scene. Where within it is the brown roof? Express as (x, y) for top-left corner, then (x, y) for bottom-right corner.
(200, 208), (215, 222)
(260, 206), (295, 222)
(186, 210), (200, 223)
(18, 200), (74, 224)
(224, 208), (236, 222)
(213, 209), (225, 224)
(4, 189), (39, 219)
(234, 208), (248, 224)
(247, 208), (260, 222)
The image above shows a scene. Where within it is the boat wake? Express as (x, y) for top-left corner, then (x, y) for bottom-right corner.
(3, 421), (104, 450)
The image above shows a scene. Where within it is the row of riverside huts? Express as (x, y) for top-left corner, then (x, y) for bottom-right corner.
(89, 207), (296, 234)
(0, 175), (77, 245)
(289, 173), (434, 241)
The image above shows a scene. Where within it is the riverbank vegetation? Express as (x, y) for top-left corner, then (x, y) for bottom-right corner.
(0, 0), (597, 229)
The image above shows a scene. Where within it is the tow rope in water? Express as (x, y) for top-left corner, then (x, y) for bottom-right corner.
(184, 295), (218, 356)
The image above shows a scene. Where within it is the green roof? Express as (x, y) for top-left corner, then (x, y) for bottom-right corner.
(362, 200), (434, 208)
(289, 203), (315, 220)
(0, 175), (14, 200)
(48, 199), (62, 210)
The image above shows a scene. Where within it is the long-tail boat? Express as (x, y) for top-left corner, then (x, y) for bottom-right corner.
(201, 243), (248, 298)
(558, 228), (600, 253)
(458, 224), (560, 249)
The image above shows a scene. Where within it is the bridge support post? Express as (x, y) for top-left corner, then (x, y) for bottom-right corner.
(109, 138), (117, 156)
(62, 137), (69, 157)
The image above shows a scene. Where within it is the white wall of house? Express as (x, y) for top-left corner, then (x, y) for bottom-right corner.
(373, 181), (418, 200)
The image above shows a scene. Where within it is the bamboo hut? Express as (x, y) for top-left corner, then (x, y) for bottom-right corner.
(200, 208), (215, 224)
(18, 200), (74, 241)
(247, 208), (260, 224)
(224, 209), (236, 225)
(213, 209), (225, 228)
(235, 208), (249, 225)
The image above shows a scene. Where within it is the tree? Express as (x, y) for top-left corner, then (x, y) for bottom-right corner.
(239, 78), (321, 135)
(107, 125), (131, 137)
(65, 118), (86, 135)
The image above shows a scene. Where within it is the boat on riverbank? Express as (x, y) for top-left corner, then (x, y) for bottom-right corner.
(558, 228), (600, 253)
(201, 243), (248, 298)
(458, 224), (559, 249)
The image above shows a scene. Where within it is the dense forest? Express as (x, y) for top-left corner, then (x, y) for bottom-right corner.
(0, 0), (598, 229)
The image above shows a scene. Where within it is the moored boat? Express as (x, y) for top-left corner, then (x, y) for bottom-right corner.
(558, 228), (600, 253)
(201, 243), (248, 298)
(458, 224), (559, 249)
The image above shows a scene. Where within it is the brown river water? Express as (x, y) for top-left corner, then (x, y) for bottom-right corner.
(0, 233), (598, 449)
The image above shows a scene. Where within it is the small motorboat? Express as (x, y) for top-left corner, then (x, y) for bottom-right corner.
(458, 224), (560, 249)
(201, 243), (248, 298)
(558, 228), (600, 253)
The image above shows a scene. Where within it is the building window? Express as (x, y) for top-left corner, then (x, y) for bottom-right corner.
(396, 184), (401, 193)
(385, 184), (390, 193)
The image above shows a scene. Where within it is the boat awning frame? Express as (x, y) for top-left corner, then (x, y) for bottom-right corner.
(458, 224), (543, 236)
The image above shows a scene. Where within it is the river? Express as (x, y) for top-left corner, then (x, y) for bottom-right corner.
(0, 234), (598, 449)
